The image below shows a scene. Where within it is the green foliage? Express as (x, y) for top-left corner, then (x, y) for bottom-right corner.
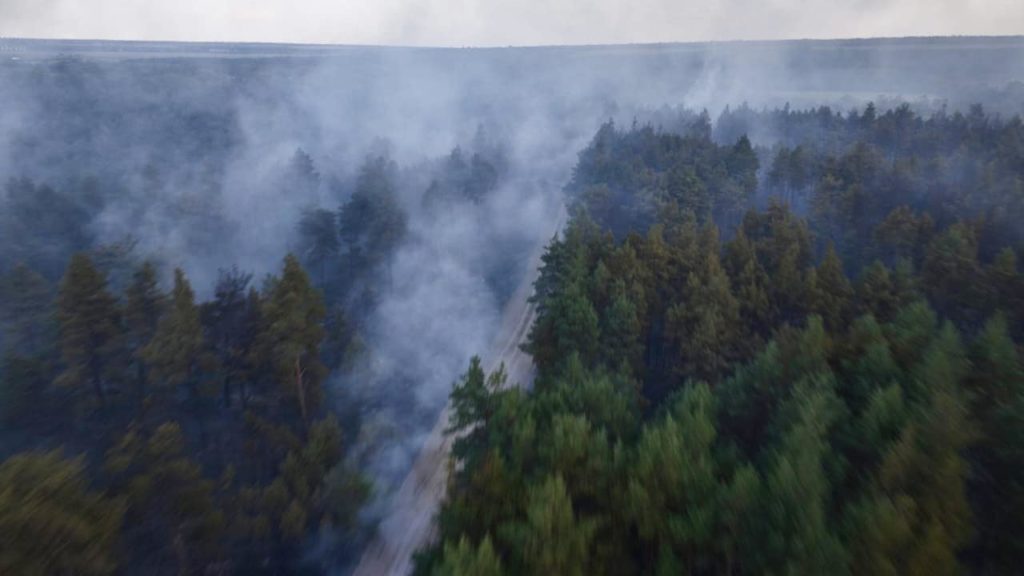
(433, 536), (503, 576)
(0, 451), (123, 576)
(809, 243), (853, 330)
(428, 108), (1024, 575)
(297, 207), (339, 285)
(338, 156), (408, 274)
(257, 254), (327, 423)
(921, 222), (986, 323)
(626, 383), (719, 571)
(123, 261), (163, 398)
(10, 101), (1024, 574)
(513, 475), (596, 576)
(5, 253), (362, 574)
(105, 422), (226, 572)
(667, 225), (741, 382)
(142, 268), (203, 391)
(0, 352), (52, 427)
(0, 263), (55, 356)
(55, 253), (122, 407)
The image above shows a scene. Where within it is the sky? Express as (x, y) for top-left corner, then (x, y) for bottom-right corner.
(0, 0), (1022, 46)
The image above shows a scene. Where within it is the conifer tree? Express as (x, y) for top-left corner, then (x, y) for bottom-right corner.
(0, 263), (54, 356)
(550, 283), (600, 368)
(56, 253), (122, 407)
(0, 450), (124, 576)
(877, 324), (974, 575)
(142, 268), (203, 394)
(601, 288), (644, 377)
(809, 244), (853, 330)
(105, 422), (225, 573)
(668, 225), (740, 381)
(124, 261), (164, 404)
(857, 260), (899, 321)
(724, 227), (772, 337)
(762, 378), (848, 575)
(297, 208), (339, 286)
(627, 383), (719, 571)
(967, 314), (1024, 568)
(448, 357), (505, 466)
(921, 223), (984, 322)
(203, 268), (256, 407)
(519, 475), (595, 576)
(257, 254), (326, 424)
(433, 536), (503, 576)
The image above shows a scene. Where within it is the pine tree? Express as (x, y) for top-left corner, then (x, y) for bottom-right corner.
(600, 288), (643, 378)
(857, 260), (899, 321)
(105, 422), (225, 573)
(0, 263), (54, 356)
(762, 378), (849, 575)
(433, 536), (503, 576)
(668, 225), (740, 381)
(203, 268), (255, 408)
(877, 324), (974, 576)
(257, 255), (326, 424)
(967, 314), (1024, 569)
(56, 253), (122, 407)
(724, 227), (773, 337)
(809, 244), (853, 330)
(142, 269), (203, 395)
(988, 247), (1022, 331)
(448, 357), (505, 466)
(921, 222), (984, 323)
(519, 475), (596, 576)
(551, 283), (601, 367)
(0, 450), (124, 576)
(627, 383), (719, 572)
(296, 208), (339, 286)
(338, 156), (407, 277)
(124, 261), (164, 405)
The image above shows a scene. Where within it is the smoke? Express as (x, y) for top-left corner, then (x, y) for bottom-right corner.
(0, 36), (1022, 570)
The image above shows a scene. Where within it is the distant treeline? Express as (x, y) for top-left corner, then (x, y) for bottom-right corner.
(421, 103), (1024, 575)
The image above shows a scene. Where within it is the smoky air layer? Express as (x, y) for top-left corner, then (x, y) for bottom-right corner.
(0, 36), (1022, 570)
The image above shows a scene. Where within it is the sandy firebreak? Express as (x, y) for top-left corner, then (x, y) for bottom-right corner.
(353, 205), (565, 576)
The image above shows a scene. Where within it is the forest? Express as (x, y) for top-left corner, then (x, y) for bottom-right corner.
(0, 119), (510, 574)
(417, 104), (1024, 575)
(1, 39), (1024, 575)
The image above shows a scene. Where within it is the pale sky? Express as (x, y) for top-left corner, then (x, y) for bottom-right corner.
(1, 0), (1022, 46)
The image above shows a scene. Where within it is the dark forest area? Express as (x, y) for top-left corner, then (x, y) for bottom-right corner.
(0, 149), (511, 575)
(421, 104), (1024, 575)
(1, 37), (1024, 575)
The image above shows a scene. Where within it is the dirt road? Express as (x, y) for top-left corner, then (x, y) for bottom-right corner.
(352, 207), (564, 576)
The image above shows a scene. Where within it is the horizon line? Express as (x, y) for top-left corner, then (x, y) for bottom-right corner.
(2, 33), (1022, 52)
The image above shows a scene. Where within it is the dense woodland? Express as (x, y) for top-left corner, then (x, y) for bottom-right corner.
(0, 133), (506, 573)
(3, 93), (1024, 574)
(420, 104), (1024, 575)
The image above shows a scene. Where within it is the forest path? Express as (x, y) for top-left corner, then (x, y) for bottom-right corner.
(351, 205), (565, 576)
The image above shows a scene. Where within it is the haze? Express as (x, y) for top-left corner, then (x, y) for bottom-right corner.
(1, 0), (1022, 46)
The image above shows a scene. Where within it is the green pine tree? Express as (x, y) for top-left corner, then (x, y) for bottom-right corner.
(257, 254), (327, 424)
(56, 254), (122, 407)
(124, 261), (164, 404)
(809, 244), (853, 331)
(0, 450), (124, 576)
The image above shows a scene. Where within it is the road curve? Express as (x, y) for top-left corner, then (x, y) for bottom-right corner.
(352, 206), (565, 576)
